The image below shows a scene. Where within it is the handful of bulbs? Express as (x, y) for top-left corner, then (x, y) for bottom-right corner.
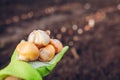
(1, 29), (68, 80)
(16, 30), (63, 62)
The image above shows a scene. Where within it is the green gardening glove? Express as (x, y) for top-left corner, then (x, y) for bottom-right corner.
(0, 46), (69, 80)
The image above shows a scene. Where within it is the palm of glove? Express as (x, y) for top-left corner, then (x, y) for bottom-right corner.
(0, 46), (69, 80)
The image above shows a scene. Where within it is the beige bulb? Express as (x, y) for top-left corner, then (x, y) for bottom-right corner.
(39, 44), (55, 62)
(28, 30), (50, 48)
(5, 76), (22, 80)
(50, 39), (63, 53)
(16, 41), (39, 61)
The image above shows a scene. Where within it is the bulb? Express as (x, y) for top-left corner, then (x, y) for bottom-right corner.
(28, 30), (50, 48)
(50, 39), (63, 53)
(39, 44), (55, 62)
(45, 30), (51, 35)
(16, 41), (39, 61)
(5, 76), (21, 80)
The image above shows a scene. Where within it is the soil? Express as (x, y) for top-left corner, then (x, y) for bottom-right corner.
(0, 0), (120, 80)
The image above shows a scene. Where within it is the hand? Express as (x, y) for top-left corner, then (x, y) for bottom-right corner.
(0, 46), (69, 80)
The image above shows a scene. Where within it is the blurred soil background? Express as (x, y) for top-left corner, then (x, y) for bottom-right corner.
(0, 0), (120, 80)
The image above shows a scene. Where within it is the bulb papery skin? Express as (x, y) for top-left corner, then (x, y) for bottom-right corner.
(50, 39), (63, 53)
(16, 41), (39, 61)
(5, 76), (22, 80)
(39, 44), (55, 62)
(28, 30), (50, 48)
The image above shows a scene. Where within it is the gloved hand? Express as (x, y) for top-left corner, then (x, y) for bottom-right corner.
(0, 46), (69, 80)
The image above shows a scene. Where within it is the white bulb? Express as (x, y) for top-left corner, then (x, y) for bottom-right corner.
(28, 30), (50, 47)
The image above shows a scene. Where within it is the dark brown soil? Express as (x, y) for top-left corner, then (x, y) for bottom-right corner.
(0, 0), (120, 80)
